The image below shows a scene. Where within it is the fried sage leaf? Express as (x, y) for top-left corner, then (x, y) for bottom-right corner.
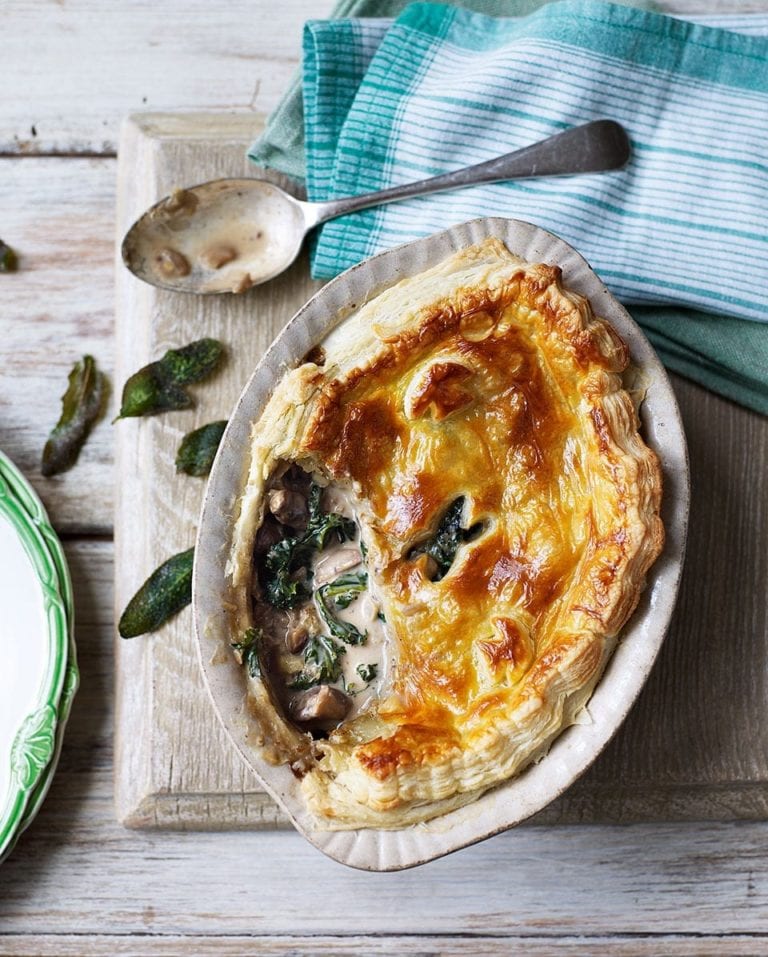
(41, 355), (108, 477)
(115, 338), (224, 420)
(0, 239), (18, 273)
(118, 547), (194, 638)
(175, 420), (227, 476)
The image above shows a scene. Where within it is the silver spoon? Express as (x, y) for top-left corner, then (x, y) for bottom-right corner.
(121, 119), (630, 295)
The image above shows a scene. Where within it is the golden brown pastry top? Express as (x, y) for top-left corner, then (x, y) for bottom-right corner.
(229, 238), (664, 828)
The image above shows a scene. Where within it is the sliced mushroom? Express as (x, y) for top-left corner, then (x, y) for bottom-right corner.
(285, 603), (323, 652)
(231, 272), (253, 294)
(162, 188), (199, 216)
(290, 685), (351, 726)
(201, 243), (237, 270)
(267, 488), (308, 529)
(254, 514), (285, 556)
(314, 547), (362, 585)
(154, 247), (190, 278)
(285, 624), (309, 654)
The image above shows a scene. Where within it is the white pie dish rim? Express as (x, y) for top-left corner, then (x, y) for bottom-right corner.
(193, 216), (690, 872)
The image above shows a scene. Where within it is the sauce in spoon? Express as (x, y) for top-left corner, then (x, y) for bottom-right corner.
(124, 179), (306, 294)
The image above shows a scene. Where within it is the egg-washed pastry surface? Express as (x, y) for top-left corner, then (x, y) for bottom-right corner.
(228, 238), (664, 829)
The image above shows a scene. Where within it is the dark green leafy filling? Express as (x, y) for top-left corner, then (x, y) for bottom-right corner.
(260, 482), (357, 610)
(303, 484), (357, 551)
(356, 662), (377, 683)
(322, 570), (368, 609)
(231, 627), (263, 678)
(263, 537), (310, 610)
(408, 496), (484, 581)
(290, 635), (346, 690)
(254, 477), (384, 698)
(316, 573), (367, 646)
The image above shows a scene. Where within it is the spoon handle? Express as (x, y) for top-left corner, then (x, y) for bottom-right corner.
(304, 120), (630, 228)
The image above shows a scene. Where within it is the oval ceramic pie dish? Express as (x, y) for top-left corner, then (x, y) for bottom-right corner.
(193, 217), (689, 871)
(0, 455), (71, 863)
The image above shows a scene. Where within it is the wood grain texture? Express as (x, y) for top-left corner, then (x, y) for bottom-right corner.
(0, 157), (116, 534)
(113, 113), (768, 832)
(113, 114), (323, 828)
(0, 0), (333, 156)
(2, 936), (768, 956)
(5, 539), (768, 944)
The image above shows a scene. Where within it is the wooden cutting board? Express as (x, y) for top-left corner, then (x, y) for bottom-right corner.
(114, 112), (768, 830)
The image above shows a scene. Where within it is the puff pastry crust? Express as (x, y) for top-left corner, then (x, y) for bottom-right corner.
(228, 238), (664, 829)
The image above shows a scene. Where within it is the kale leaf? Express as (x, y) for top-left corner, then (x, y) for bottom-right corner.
(320, 571), (367, 610)
(356, 662), (378, 683)
(316, 575), (367, 646)
(231, 627), (262, 678)
(260, 482), (357, 611)
(408, 497), (483, 581)
(263, 538), (311, 610)
(303, 484), (357, 551)
(289, 634), (345, 690)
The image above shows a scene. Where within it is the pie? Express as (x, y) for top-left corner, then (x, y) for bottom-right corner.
(227, 238), (664, 829)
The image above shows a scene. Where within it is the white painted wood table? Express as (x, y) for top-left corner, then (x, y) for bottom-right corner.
(1, 2), (768, 954)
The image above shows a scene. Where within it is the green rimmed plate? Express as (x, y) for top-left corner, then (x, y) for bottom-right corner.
(0, 451), (79, 848)
(0, 456), (71, 863)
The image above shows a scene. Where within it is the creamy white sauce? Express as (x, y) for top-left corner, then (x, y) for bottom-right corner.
(141, 182), (303, 292)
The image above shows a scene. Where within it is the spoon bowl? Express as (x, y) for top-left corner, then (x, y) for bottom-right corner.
(121, 178), (309, 294)
(121, 119), (631, 295)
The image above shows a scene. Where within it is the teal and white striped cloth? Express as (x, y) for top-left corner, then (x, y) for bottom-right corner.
(302, 0), (768, 323)
(250, 0), (768, 412)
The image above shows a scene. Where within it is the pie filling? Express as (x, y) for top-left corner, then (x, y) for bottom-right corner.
(245, 464), (389, 732)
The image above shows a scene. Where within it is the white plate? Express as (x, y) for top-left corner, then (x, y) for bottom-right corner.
(193, 218), (690, 871)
